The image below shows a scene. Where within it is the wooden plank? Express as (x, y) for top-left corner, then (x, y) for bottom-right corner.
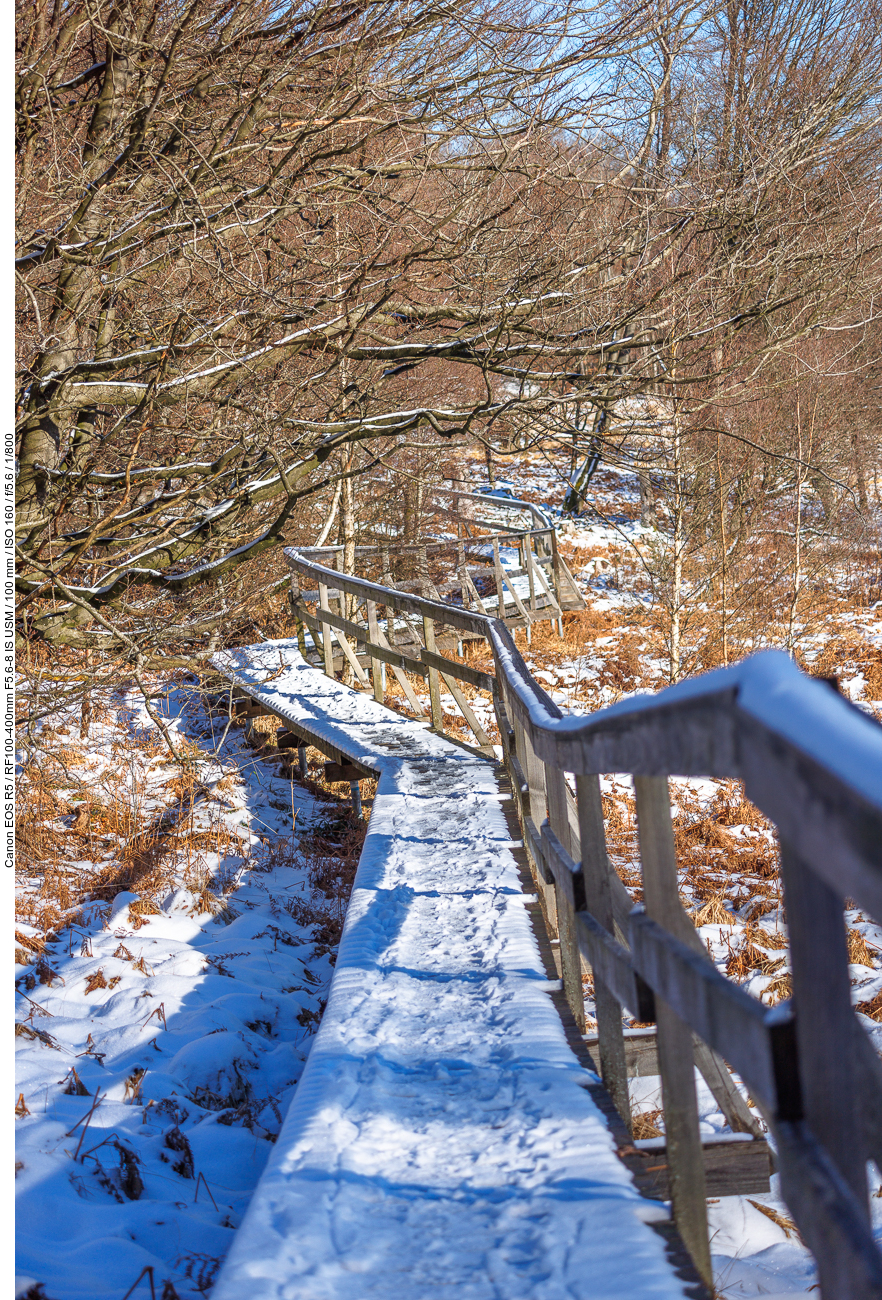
(277, 730), (310, 752)
(365, 637), (427, 679)
(779, 840), (869, 1216)
(419, 647), (495, 694)
(691, 1037), (763, 1139)
(269, 719), (377, 778)
(233, 699), (271, 719)
(577, 773), (631, 1128)
(461, 564), (488, 611)
(630, 1137), (772, 1201)
(324, 762), (363, 783)
(498, 557), (535, 627)
(634, 774), (711, 1289)
(511, 713), (557, 931)
(517, 714), (548, 831)
(304, 603), (367, 644)
(521, 723), (558, 922)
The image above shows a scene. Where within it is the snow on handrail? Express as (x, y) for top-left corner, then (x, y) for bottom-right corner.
(287, 544), (882, 908)
(278, 531), (882, 1294)
(488, 619), (882, 922)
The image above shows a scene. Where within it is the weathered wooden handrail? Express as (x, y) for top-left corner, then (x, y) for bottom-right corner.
(281, 542), (882, 1298)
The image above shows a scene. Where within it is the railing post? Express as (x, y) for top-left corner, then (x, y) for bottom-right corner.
(422, 614), (444, 732)
(456, 542), (471, 610)
(519, 537), (533, 644)
(318, 580), (334, 678)
(550, 530), (564, 636)
(492, 538), (506, 620)
(366, 600), (384, 704)
(546, 765), (586, 1032)
(778, 839), (869, 1231)
(634, 774), (712, 1290)
(511, 714), (557, 933)
(576, 773), (631, 1129)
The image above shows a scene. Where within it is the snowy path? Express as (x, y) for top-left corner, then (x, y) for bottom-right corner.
(210, 640), (691, 1300)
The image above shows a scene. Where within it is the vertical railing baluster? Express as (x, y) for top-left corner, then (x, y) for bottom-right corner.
(367, 600), (384, 704)
(778, 839), (869, 1268)
(518, 537), (533, 645)
(550, 529), (564, 636)
(318, 580), (334, 678)
(492, 537), (506, 621)
(633, 774), (711, 1289)
(576, 773), (631, 1129)
(422, 614), (444, 732)
(546, 764), (586, 1031)
(524, 533), (537, 619)
(513, 717), (558, 935)
(457, 542), (470, 609)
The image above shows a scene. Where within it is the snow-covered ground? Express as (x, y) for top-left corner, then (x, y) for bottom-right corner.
(15, 686), (348, 1300)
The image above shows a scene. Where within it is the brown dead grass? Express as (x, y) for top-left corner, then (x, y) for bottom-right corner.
(281, 811), (365, 958)
(856, 988), (882, 1021)
(692, 894), (737, 927)
(631, 1108), (664, 1139)
(847, 928), (877, 968)
(762, 972), (793, 1005)
(809, 638), (882, 702)
(747, 1199), (802, 1241)
(725, 941), (786, 980)
(85, 969), (108, 994)
(15, 729), (251, 944)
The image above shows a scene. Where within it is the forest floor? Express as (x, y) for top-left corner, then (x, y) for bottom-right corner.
(15, 445), (882, 1300)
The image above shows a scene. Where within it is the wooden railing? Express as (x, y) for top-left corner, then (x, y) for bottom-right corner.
(283, 542), (882, 1299)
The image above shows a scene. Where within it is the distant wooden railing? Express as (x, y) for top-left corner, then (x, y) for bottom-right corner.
(282, 540), (882, 1299)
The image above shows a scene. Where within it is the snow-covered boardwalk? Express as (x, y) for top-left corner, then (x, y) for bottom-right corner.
(212, 640), (689, 1300)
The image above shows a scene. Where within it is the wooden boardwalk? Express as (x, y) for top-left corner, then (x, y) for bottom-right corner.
(209, 526), (882, 1299)
(211, 640), (695, 1300)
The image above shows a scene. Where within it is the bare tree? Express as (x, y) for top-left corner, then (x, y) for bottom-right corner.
(15, 0), (881, 663)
